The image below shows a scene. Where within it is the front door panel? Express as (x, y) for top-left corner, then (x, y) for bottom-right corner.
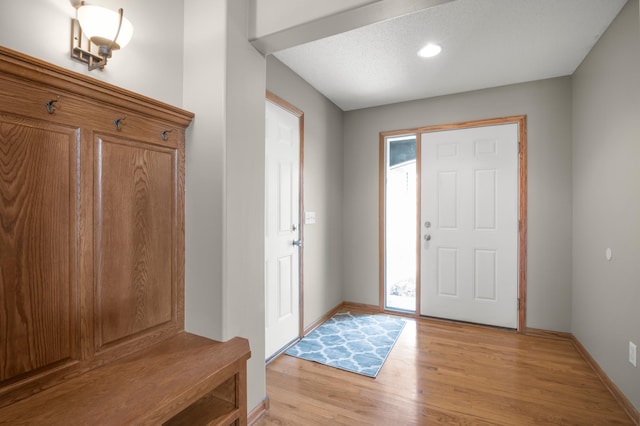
(265, 100), (300, 358)
(420, 123), (518, 328)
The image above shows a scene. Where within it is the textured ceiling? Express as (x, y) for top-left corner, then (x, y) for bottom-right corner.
(273, 0), (628, 111)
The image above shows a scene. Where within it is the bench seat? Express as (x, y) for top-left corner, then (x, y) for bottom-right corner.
(0, 333), (251, 426)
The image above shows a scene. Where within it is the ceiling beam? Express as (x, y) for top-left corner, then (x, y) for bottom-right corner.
(250, 0), (454, 55)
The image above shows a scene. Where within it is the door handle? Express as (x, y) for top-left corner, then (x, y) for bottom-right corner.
(292, 239), (303, 247)
(424, 234), (431, 241)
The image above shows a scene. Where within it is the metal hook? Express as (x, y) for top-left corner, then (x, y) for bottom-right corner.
(45, 96), (60, 114)
(161, 129), (173, 141)
(114, 115), (127, 130)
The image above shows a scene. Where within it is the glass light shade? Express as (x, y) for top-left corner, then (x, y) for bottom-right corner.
(77, 5), (133, 50)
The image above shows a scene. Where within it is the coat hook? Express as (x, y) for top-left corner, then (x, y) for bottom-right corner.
(45, 96), (60, 114)
(114, 115), (127, 130)
(161, 129), (173, 141)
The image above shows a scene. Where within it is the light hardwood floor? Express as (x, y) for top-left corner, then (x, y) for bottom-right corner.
(255, 316), (634, 425)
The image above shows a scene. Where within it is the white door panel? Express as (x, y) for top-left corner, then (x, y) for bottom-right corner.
(420, 123), (518, 328)
(265, 100), (300, 358)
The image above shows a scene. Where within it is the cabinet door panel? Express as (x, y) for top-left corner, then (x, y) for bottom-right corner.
(95, 135), (177, 349)
(0, 115), (80, 383)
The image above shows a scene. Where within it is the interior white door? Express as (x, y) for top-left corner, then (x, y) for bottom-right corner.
(420, 123), (518, 328)
(265, 99), (301, 359)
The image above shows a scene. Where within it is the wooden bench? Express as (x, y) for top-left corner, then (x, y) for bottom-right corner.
(0, 333), (251, 425)
(0, 47), (252, 426)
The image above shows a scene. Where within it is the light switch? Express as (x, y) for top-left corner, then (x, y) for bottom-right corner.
(305, 211), (316, 224)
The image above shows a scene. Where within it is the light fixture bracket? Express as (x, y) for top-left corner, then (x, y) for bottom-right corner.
(70, 4), (132, 72)
(71, 18), (107, 71)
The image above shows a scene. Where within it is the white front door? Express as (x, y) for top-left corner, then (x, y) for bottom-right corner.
(265, 99), (301, 359)
(420, 123), (519, 328)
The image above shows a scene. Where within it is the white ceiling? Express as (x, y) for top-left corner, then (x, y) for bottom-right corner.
(273, 0), (628, 111)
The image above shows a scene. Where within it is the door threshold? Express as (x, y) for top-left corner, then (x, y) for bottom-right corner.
(266, 337), (300, 365)
(418, 315), (518, 333)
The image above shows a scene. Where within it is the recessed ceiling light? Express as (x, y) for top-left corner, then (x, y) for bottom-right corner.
(418, 43), (442, 58)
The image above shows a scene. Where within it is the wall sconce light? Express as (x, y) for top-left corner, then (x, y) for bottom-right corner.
(71, 3), (134, 71)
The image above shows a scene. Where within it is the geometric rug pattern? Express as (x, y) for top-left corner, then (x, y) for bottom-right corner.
(285, 311), (406, 378)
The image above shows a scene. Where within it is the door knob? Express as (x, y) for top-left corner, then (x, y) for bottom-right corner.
(292, 239), (303, 247)
(424, 234), (431, 241)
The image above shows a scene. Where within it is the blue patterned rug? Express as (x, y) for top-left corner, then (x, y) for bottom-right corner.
(285, 311), (406, 377)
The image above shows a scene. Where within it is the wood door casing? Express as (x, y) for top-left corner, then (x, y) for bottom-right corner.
(95, 134), (178, 350)
(0, 115), (80, 383)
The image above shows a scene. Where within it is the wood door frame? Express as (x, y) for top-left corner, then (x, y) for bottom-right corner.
(265, 90), (305, 339)
(379, 115), (528, 332)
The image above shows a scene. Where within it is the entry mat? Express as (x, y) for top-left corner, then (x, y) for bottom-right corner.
(285, 311), (406, 378)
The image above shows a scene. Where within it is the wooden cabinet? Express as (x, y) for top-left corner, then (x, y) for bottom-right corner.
(0, 46), (250, 425)
(0, 46), (189, 404)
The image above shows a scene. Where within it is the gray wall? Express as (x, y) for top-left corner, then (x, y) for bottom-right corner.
(572, 0), (640, 411)
(343, 77), (573, 332)
(224, 0), (267, 409)
(0, 0), (184, 106)
(266, 57), (345, 327)
(183, 0), (225, 343)
(183, 0), (267, 411)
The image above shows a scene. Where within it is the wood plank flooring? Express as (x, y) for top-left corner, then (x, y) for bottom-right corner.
(255, 317), (634, 425)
